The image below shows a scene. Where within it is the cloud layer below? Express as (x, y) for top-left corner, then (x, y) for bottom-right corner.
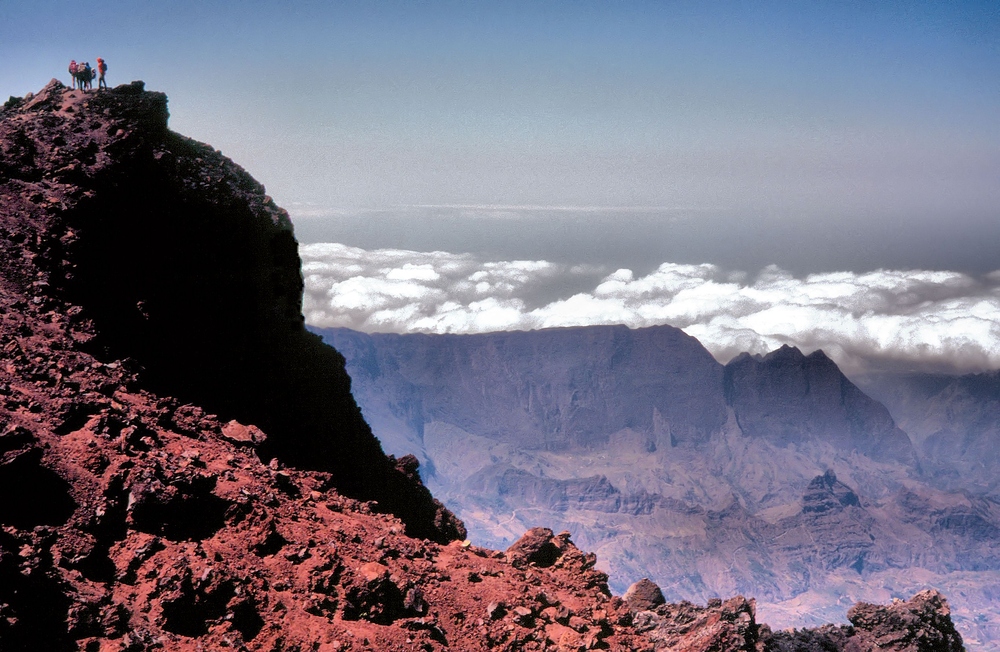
(301, 242), (1000, 374)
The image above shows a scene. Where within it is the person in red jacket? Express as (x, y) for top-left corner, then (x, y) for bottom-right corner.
(96, 58), (108, 90)
(68, 60), (78, 90)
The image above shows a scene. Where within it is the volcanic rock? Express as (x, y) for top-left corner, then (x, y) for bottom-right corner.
(846, 590), (964, 652)
(507, 527), (567, 569)
(624, 578), (667, 612)
(764, 590), (964, 652)
(632, 595), (763, 652)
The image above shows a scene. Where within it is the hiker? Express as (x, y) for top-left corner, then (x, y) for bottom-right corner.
(96, 58), (108, 90)
(82, 62), (94, 90)
(72, 63), (91, 91)
(68, 60), (78, 89)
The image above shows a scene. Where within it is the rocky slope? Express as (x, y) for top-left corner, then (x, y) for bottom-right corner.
(764, 589), (965, 652)
(0, 79), (461, 543)
(316, 326), (1000, 645)
(0, 80), (967, 650)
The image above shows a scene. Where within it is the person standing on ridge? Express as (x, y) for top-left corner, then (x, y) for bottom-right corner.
(96, 58), (108, 90)
(68, 60), (78, 89)
(82, 62), (93, 90)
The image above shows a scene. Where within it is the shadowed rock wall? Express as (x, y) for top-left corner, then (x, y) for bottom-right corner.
(0, 80), (463, 542)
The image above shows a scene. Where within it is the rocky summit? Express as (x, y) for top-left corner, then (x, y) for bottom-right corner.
(0, 80), (966, 650)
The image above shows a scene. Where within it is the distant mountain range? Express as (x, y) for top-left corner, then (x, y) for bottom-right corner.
(314, 324), (1000, 648)
(856, 370), (1000, 495)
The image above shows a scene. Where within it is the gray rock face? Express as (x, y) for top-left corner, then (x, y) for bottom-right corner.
(324, 324), (729, 450)
(774, 472), (877, 576)
(322, 327), (912, 460)
(466, 466), (657, 515)
(724, 346), (915, 463)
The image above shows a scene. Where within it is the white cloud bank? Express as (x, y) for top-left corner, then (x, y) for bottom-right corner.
(301, 242), (1000, 374)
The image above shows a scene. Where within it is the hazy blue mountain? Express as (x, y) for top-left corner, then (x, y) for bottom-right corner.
(855, 370), (1000, 495)
(725, 346), (914, 464)
(313, 324), (1000, 645)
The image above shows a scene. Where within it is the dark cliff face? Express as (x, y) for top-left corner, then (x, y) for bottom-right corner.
(0, 80), (463, 542)
(323, 328), (917, 463)
(724, 345), (915, 463)
(322, 324), (730, 450)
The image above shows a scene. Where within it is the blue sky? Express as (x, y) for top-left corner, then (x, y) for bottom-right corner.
(3, 2), (1000, 370)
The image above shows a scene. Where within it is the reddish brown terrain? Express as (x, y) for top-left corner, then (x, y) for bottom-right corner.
(0, 80), (967, 650)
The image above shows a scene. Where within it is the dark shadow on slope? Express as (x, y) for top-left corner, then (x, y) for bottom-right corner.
(0, 530), (74, 651)
(0, 450), (76, 529)
(57, 129), (463, 543)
